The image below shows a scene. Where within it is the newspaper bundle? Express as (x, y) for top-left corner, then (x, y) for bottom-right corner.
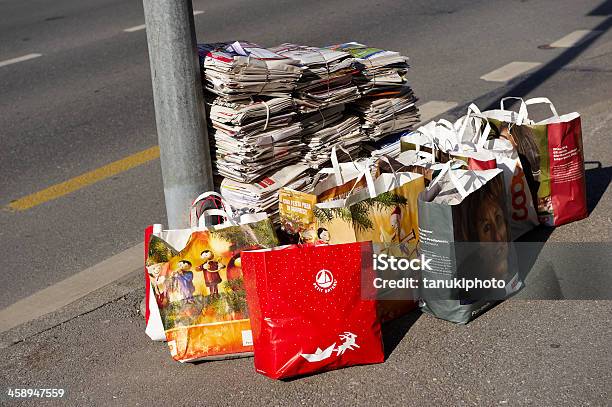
(213, 122), (304, 182)
(328, 42), (421, 142)
(302, 114), (364, 167)
(207, 97), (304, 182)
(327, 42), (411, 92)
(197, 41), (303, 100)
(220, 163), (313, 222)
(270, 44), (361, 113)
(353, 85), (420, 141)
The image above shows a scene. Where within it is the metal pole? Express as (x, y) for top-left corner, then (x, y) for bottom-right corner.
(142, 0), (213, 228)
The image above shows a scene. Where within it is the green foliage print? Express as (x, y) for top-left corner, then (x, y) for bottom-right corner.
(210, 219), (278, 250)
(147, 235), (178, 266)
(314, 192), (408, 232)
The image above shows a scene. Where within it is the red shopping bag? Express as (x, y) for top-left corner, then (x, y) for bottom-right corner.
(241, 242), (384, 380)
(485, 97), (588, 226)
(144, 225), (153, 323)
(538, 113), (587, 225)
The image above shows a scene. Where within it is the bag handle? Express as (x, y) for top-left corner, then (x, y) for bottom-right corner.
(428, 161), (469, 199)
(330, 145), (361, 185)
(456, 103), (480, 141)
(189, 192), (235, 228)
(524, 97), (559, 120)
(435, 119), (460, 152)
(421, 131), (438, 164)
(500, 97), (526, 112)
(413, 150), (436, 166)
(412, 125), (438, 162)
(473, 117), (492, 149)
(345, 159), (377, 202)
(500, 97), (529, 125)
(197, 208), (240, 229)
(430, 159), (467, 171)
(377, 155), (408, 189)
(456, 104), (493, 148)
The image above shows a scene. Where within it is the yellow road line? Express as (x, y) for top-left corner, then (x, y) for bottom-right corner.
(7, 145), (160, 211)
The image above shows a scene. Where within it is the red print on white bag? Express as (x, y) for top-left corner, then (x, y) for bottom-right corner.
(300, 332), (360, 362)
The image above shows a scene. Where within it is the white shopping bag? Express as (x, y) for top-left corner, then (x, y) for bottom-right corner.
(455, 103), (539, 238)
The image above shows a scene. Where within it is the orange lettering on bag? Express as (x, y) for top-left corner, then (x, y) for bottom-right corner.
(511, 170), (528, 221)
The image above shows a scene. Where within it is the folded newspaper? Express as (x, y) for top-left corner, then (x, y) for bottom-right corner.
(353, 85), (420, 141)
(270, 43), (361, 112)
(220, 163), (313, 221)
(326, 42), (410, 92)
(302, 114), (365, 167)
(213, 122), (304, 182)
(209, 97), (297, 132)
(198, 41), (303, 100)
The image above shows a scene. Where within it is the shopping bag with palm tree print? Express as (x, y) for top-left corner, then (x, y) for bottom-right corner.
(146, 192), (278, 362)
(314, 160), (424, 256)
(315, 160), (425, 322)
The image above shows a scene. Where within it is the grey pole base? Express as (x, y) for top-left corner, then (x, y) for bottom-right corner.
(143, 0), (214, 228)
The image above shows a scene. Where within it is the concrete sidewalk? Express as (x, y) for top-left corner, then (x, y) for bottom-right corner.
(1, 280), (610, 405)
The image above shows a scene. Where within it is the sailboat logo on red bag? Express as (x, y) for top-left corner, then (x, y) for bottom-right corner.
(314, 269), (336, 292)
(300, 332), (360, 362)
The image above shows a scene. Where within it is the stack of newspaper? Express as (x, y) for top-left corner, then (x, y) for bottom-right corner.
(270, 44), (361, 113)
(213, 121), (304, 182)
(198, 40), (422, 220)
(362, 132), (404, 158)
(352, 86), (419, 141)
(197, 41), (303, 100)
(198, 40), (306, 183)
(301, 113), (364, 166)
(209, 97), (296, 130)
(326, 42), (420, 141)
(208, 97), (304, 182)
(327, 42), (410, 93)
(220, 163), (313, 222)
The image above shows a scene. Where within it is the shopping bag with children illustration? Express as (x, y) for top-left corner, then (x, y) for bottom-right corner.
(145, 192), (278, 362)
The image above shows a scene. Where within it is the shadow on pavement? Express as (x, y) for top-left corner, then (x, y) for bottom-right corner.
(584, 161), (611, 213)
(481, 6), (612, 111)
(382, 309), (421, 359)
(589, 0), (612, 16)
(437, 2), (612, 121)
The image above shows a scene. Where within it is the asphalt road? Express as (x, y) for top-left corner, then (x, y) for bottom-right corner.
(0, 0), (611, 308)
(0, 0), (611, 404)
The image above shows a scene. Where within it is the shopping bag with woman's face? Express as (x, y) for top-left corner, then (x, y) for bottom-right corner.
(417, 164), (521, 324)
(453, 103), (539, 239)
(146, 192), (279, 362)
(241, 242), (384, 379)
(484, 97), (587, 226)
